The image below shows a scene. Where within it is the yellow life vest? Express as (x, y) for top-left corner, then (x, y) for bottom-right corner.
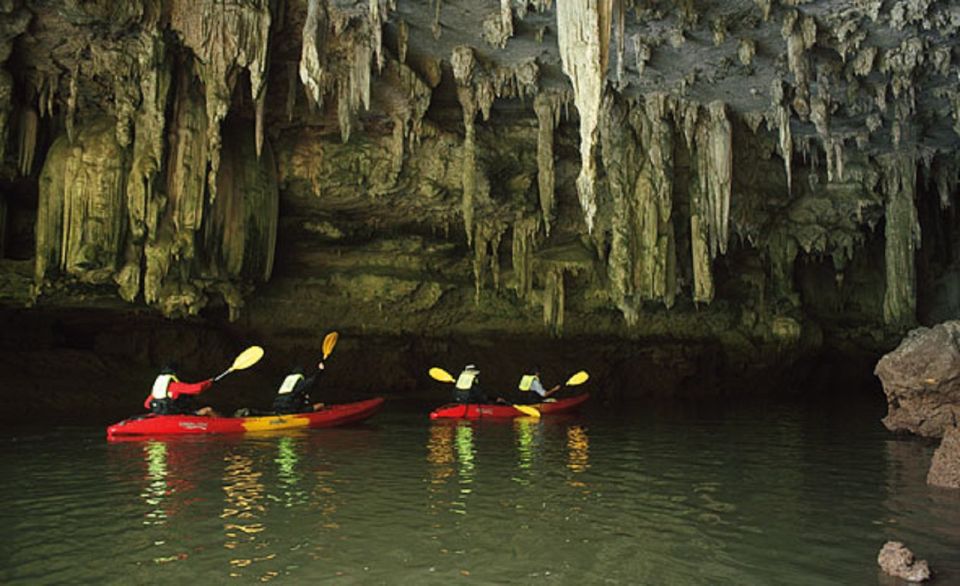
(278, 373), (305, 395)
(455, 370), (478, 390)
(519, 375), (537, 391)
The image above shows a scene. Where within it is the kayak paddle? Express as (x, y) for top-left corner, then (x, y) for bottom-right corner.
(429, 367), (540, 418)
(544, 370), (589, 398)
(213, 346), (265, 382)
(429, 367), (456, 383)
(322, 331), (339, 360)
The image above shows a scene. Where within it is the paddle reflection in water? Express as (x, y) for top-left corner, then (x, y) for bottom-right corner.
(221, 452), (269, 578)
(566, 424), (590, 486)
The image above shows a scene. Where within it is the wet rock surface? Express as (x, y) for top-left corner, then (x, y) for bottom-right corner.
(928, 425), (960, 489)
(877, 541), (931, 583)
(876, 321), (960, 438)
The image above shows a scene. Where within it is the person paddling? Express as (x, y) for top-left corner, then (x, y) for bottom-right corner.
(454, 364), (488, 404)
(518, 367), (561, 404)
(272, 362), (326, 414)
(144, 364), (217, 416)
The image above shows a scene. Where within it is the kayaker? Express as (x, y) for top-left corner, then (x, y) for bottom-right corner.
(454, 364), (488, 404)
(143, 365), (217, 416)
(272, 362), (326, 414)
(518, 367), (561, 404)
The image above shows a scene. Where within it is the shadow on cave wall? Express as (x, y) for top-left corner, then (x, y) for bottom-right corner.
(0, 307), (886, 425)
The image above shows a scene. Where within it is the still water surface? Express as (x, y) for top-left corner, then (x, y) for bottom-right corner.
(2, 399), (959, 584)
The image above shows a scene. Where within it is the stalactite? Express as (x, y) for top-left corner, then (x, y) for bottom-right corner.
(300, 0), (327, 109)
(534, 93), (557, 235)
(452, 46), (483, 245)
(34, 119), (127, 287)
(782, 9), (812, 119)
(18, 107), (38, 176)
(472, 219), (506, 302)
(543, 267), (565, 336)
(602, 93), (676, 324)
(170, 0), (273, 201)
(556, 0), (613, 233)
(511, 215), (540, 300)
(118, 32), (172, 303)
(686, 101), (731, 305)
(738, 39), (756, 65)
(432, 0), (442, 39)
(65, 64), (78, 144)
(699, 101), (732, 258)
(767, 228), (798, 303)
(632, 35), (650, 77)
(397, 19), (408, 64)
(880, 154), (920, 326)
(614, 0), (626, 89)
(370, 0), (384, 72)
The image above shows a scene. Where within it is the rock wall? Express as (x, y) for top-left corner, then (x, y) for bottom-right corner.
(0, 1), (959, 382)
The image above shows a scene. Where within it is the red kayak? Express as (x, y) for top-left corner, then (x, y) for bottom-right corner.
(429, 394), (589, 420)
(107, 398), (385, 438)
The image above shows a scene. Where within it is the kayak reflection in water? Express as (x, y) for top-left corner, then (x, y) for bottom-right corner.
(272, 362), (326, 414)
(453, 364), (489, 404)
(144, 364), (218, 417)
(517, 366), (561, 404)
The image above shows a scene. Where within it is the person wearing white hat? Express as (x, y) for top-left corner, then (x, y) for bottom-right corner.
(453, 364), (488, 404)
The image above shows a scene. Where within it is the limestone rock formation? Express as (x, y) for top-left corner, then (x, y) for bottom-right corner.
(927, 425), (960, 489)
(875, 322), (960, 438)
(877, 541), (931, 583)
(0, 0), (958, 375)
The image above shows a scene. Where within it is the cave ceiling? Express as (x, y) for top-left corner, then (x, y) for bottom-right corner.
(0, 0), (958, 353)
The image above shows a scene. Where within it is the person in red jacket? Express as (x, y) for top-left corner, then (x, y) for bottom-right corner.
(143, 365), (217, 416)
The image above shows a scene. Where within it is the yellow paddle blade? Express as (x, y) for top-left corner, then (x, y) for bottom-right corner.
(428, 367), (456, 383)
(322, 331), (339, 359)
(231, 346), (265, 371)
(565, 370), (589, 386)
(514, 405), (541, 418)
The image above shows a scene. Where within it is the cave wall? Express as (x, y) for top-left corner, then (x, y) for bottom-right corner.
(0, 0), (958, 382)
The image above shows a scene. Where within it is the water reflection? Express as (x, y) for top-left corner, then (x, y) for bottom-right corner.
(426, 422), (456, 486)
(426, 421), (477, 515)
(513, 418), (541, 486)
(566, 425), (590, 484)
(141, 441), (168, 526)
(274, 435), (307, 508)
(453, 423), (476, 514)
(221, 453), (268, 577)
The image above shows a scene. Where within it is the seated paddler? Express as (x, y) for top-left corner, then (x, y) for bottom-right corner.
(272, 361), (326, 414)
(144, 364), (217, 416)
(454, 364), (488, 404)
(518, 367), (561, 404)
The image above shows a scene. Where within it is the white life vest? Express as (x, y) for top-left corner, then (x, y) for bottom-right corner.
(151, 374), (179, 400)
(278, 373), (305, 395)
(519, 375), (537, 391)
(455, 370), (478, 390)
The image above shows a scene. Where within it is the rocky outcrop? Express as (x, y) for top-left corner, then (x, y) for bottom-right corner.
(928, 426), (960, 489)
(877, 541), (931, 583)
(875, 322), (960, 438)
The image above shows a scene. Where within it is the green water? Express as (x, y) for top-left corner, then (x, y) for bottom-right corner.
(2, 399), (958, 584)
